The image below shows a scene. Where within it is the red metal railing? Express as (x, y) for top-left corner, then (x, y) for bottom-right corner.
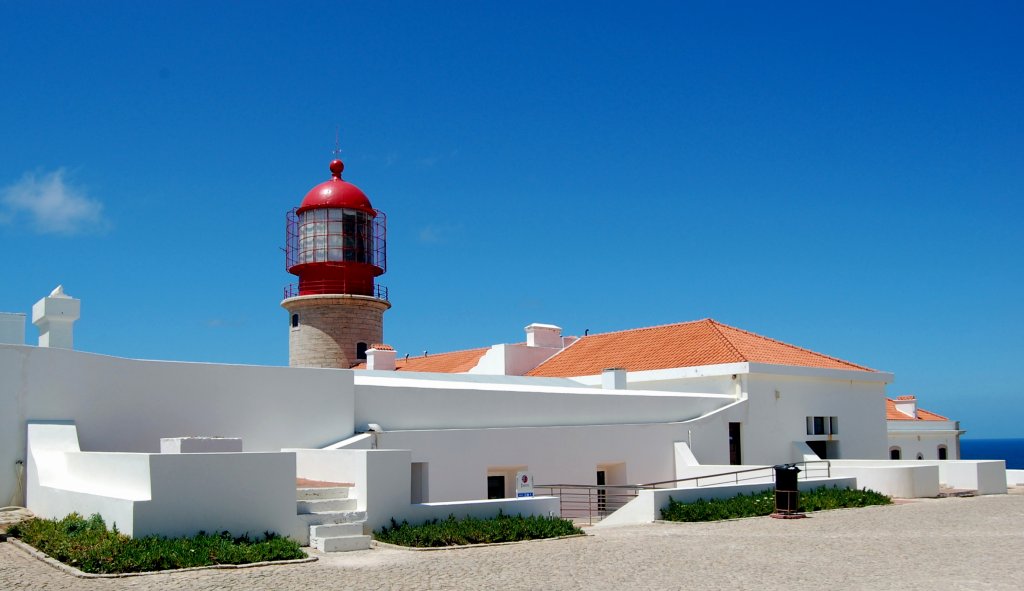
(283, 282), (389, 301)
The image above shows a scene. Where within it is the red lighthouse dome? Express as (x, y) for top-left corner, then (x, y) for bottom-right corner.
(297, 159), (376, 216)
(284, 159), (387, 298)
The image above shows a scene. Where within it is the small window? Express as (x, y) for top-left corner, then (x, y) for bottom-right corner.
(290, 314), (299, 328)
(938, 445), (948, 460)
(916, 452), (924, 460)
(356, 342), (368, 360)
(890, 447), (901, 460)
(806, 416), (836, 436)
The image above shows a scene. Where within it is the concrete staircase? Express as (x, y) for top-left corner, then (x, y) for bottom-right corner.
(296, 484), (371, 552)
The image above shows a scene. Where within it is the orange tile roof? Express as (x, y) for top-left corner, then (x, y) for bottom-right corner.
(527, 318), (873, 377)
(354, 346), (490, 373)
(886, 398), (949, 421)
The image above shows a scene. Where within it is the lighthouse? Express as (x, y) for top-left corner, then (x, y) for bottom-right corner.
(282, 158), (390, 368)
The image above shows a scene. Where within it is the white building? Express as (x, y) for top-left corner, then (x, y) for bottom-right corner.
(886, 395), (964, 461)
(0, 156), (1001, 551)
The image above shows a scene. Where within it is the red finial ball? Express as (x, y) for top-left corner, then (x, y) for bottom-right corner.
(329, 159), (344, 178)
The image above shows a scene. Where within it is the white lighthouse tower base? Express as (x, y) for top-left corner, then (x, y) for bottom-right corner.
(282, 294), (390, 368)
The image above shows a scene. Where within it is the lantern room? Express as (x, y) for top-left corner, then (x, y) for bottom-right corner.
(284, 159), (387, 298)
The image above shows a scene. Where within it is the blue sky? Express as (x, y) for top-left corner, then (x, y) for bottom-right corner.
(1, 2), (1021, 437)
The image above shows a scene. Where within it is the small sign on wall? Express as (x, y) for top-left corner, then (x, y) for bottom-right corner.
(516, 471), (534, 497)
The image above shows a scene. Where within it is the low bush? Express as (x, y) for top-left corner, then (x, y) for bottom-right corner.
(8, 513), (305, 574)
(374, 511), (583, 547)
(660, 486), (891, 522)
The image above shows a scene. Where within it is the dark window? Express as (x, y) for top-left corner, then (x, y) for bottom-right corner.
(890, 448), (901, 460)
(356, 342), (368, 360)
(813, 416), (826, 435)
(291, 314), (299, 328)
(938, 446), (948, 460)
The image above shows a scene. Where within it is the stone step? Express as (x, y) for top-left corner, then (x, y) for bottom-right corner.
(311, 522), (364, 538)
(297, 486), (351, 501)
(297, 498), (358, 513)
(297, 510), (367, 526)
(312, 534), (372, 553)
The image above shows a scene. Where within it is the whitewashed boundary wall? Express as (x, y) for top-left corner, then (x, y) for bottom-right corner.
(596, 477), (858, 527)
(27, 422), (300, 540)
(829, 463), (940, 498)
(830, 459), (1006, 495)
(0, 344), (356, 507)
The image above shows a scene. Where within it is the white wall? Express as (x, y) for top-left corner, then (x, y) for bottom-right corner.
(829, 463), (940, 498)
(596, 477), (858, 527)
(609, 365), (890, 463)
(469, 343), (561, 376)
(27, 422), (299, 540)
(887, 422), (961, 460)
(830, 459), (1006, 496)
(372, 401), (747, 503)
(0, 313), (25, 345)
(740, 373), (888, 462)
(354, 375), (733, 432)
(1, 344), (356, 507)
(291, 447), (559, 532)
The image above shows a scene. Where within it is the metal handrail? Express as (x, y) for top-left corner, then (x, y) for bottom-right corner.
(535, 460), (831, 525)
(639, 460), (831, 489)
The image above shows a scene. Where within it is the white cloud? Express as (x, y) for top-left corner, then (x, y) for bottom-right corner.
(417, 223), (462, 244)
(1, 168), (110, 235)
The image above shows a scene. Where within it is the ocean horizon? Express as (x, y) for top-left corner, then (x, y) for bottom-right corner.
(960, 438), (1024, 470)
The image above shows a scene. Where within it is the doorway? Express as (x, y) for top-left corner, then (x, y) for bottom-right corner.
(411, 462), (428, 503)
(729, 422), (742, 465)
(487, 475), (504, 500)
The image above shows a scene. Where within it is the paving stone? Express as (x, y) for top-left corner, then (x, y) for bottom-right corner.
(1, 493), (1022, 590)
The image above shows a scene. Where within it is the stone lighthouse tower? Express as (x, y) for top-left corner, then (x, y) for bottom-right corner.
(282, 158), (389, 368)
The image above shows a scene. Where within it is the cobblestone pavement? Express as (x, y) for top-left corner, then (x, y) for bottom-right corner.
(2, 492), (1023, 590)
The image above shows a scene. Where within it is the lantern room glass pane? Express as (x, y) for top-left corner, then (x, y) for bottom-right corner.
(298, 208), (377, 266)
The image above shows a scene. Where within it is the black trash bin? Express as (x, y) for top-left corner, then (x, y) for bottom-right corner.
(773, 464), (802, 516)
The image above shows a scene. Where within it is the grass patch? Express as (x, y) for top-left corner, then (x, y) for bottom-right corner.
(373, 511), (583, 547)
(8, 513), (305, 574)
(661, 486), (892, 522)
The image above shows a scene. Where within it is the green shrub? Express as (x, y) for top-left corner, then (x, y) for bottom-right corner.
(374, 511), (583, 547)
(660, 486), (891, 522)
(8, 513), (305, 574)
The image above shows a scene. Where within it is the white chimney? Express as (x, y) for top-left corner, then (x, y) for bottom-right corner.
(525, 323), (562, 348)
(894, 395), (917, 419)
(366, 344), (397, 371)
(602, 367), (627, 390)
(32, 285), (80, 349)
(0, 312), (26, 345)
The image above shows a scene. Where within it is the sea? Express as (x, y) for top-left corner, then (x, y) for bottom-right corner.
(960, 438), (1024, 470)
